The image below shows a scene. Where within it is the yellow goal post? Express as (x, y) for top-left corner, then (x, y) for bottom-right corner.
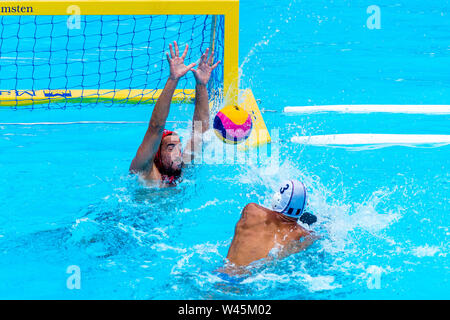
(0, 0), (271, 148)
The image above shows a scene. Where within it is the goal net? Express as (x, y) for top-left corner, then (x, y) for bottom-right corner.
(0, 2), (227, 109)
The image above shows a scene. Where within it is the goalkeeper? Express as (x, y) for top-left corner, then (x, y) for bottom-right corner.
(129, 41), (220, 186)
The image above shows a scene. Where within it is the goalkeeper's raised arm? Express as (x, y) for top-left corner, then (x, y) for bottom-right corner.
(129, 41), (195, 181)
(129, 41), (219, 187)
(183, 48), (221, 164)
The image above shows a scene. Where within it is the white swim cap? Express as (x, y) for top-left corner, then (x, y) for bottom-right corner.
(271, 180), (307, 218)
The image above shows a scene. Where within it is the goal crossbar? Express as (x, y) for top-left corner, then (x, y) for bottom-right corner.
(0, 0), (239, 106)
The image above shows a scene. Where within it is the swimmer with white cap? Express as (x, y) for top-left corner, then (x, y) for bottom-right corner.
(219, 180), (318, 278)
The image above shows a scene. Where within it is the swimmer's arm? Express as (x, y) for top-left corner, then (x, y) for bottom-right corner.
(130, 42), (196, 173)
(183, 49), (220, 164)
(278, 232), (320, 259)
(182, 83), (208, 165)
(129, 78), (178, 173)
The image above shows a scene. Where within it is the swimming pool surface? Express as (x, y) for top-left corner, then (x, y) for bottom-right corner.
(0, 0), (449, 299)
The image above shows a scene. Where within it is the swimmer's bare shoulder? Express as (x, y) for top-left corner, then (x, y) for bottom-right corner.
(238, 203), (305, 235)
(135, 164), (164, 187)
(225, 203), (272, 267)
(237, 203), (269, 227)
(140, 163), (157, 180)
(241, 203), (318, 255)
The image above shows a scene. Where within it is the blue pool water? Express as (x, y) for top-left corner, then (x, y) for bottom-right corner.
(0, 0), (449, 299)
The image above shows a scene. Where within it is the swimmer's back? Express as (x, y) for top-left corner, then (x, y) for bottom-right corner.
(226, 203), (307, 266)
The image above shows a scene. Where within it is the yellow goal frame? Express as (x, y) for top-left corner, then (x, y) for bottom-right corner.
(0, 0), (271, 148)
(0, 0), (239, 105)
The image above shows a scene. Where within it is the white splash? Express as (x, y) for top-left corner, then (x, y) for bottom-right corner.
(411, 245), (440, 258)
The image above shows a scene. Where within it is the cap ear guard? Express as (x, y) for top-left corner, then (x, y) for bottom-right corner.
(299, 212), (317, 226)
(270, 190), (284, 212)
(271, 180), (294, 213)
(271, 180), (307, 219)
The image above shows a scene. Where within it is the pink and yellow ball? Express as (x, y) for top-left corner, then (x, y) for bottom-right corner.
(213, 105), (252, 144)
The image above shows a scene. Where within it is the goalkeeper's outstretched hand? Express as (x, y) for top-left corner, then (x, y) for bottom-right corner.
(191, 48), (221, 86)
(166, 41), (196, 80)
